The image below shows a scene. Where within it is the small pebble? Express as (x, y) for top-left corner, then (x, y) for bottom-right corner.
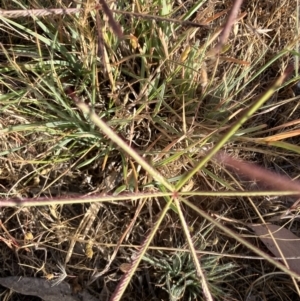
(292, 81), (300, 96)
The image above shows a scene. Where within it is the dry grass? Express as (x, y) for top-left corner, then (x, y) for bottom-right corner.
(0, 0), (300, 300)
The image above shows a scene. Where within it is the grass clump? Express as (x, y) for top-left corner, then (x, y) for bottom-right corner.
(142, 221), (238, 301)
(1, 0), (300, 300)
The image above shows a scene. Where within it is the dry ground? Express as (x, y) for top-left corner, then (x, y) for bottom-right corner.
(1, 0), (300, 300)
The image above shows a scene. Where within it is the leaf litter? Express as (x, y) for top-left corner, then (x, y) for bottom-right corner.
(0, 277), (98, 301)
(249, 223), (300, 276)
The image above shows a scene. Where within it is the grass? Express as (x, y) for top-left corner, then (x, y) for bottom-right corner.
(1, 0), (300, 300)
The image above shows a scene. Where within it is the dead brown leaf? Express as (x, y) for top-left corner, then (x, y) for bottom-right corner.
(0, 277), (98, 301)
(249, 223), (300, 275)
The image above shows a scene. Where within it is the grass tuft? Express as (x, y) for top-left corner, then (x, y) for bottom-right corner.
(1, 0), (300, 300)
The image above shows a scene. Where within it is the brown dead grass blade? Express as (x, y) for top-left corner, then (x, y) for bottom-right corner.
(0, 8), (81, 18)
(257, 129), (300, 141)
(65, 202), (102, 264)
(95, 11), (106, 66)
(88, 199), (147, 285)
